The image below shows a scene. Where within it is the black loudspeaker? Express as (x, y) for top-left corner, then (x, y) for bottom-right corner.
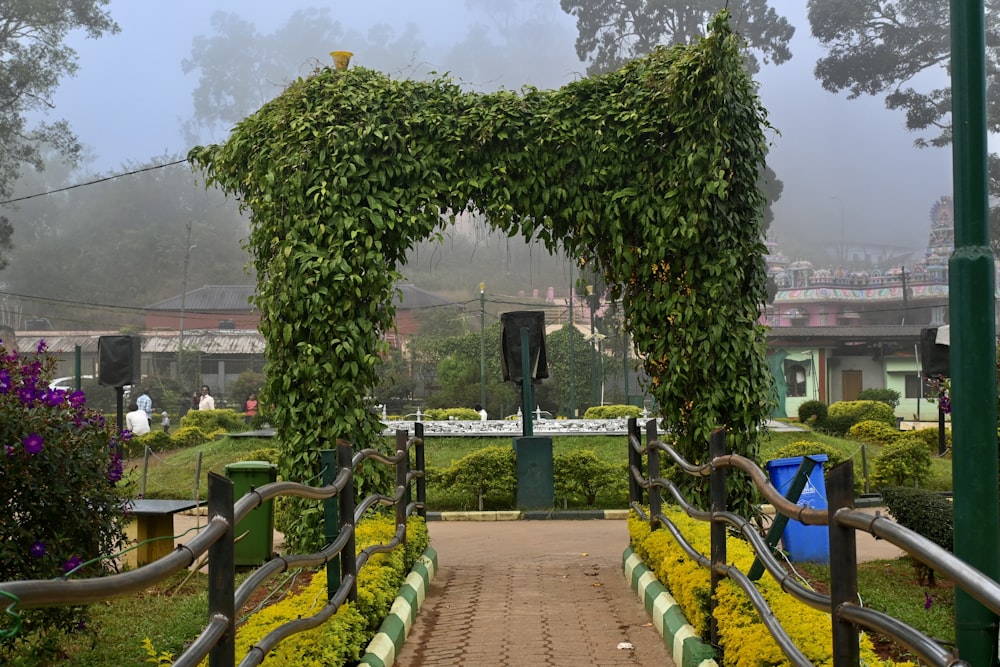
(920, 327), (950, 378)
(98, 335), (142, 387)
(500, 311), (549, 383)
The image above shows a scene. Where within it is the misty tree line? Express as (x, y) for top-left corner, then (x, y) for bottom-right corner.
(2, 1), (999, 328)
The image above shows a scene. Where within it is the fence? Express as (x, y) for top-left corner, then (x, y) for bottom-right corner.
(0, 425), (426, 667)
(626, 417), (1000, 666)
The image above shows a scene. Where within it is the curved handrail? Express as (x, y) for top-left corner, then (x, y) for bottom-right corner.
(0, 425), (428, 667)
(626, 419), (978, 666)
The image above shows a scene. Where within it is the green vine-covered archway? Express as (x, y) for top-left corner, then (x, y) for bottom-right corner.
(190, 12), (773, 550)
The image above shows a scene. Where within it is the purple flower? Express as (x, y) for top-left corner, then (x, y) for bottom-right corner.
(30, 541), (46, 558)
(924, 591), (933, 610)
(0, 369), (10, 393)
(18, 386), (38, 405)
(43, 388), (66, 407)
(68, 390), (86, 407)
(23, 433), (43, 455)
(63, 555), (83, 574)
(35, 340), (47, 354)
(107, 457), (123, 483)
(4, 445), (13, 457)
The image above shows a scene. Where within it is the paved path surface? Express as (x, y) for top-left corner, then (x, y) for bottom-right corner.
(393, 520), (675, 667)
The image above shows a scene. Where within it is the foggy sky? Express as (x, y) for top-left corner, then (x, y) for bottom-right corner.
(42, 1), (953, 262)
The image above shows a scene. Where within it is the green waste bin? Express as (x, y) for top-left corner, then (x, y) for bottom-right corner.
(224, 460), (278, 566)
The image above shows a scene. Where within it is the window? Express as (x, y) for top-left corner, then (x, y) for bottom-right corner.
(904, 374), (923, 399)
(785, 364), (807, 397)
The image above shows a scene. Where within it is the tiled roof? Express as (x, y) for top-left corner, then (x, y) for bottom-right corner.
(145, 285), (256, 312)
(145, 283), (461, 312)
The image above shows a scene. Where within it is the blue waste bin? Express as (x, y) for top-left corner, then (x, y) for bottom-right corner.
(765, 455), (829, 563)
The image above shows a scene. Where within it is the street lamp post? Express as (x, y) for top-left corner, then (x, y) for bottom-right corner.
(587, 285), (598, 407)
(178, 222), (195, 392)
(479, 282), (486, 410)
(568, 266), (576, 417)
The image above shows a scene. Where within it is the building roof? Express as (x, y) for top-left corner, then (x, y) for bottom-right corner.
(12, 330), (265, 355)
(145, 285), (256, 312)
(393, 283), (463, 311)
(766, 325), (928, 346)
(145, 283), (461, 313)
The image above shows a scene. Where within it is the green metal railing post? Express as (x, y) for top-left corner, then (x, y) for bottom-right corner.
(950, 0), (1000, 662)
(321, 449), (340, 598)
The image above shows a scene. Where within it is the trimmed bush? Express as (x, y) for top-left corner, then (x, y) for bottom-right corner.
(814, 413), (858, 437)
(443, 446), (516, 509)
(847, 420), (902, 446)
(856, 388), (901, 408)
(628, 509), (895, 665)
(422, 407), (480, 421)
(222, 514), (429, 665)
(827, 400), (896, 427)
(870, 437), (932, 489)
(169, 425), (211, 449)
(881, 487), (952, 586)
(179, 408), (247, 434)
(907, 426), (951, 455)
(583, 404), (643, 419)
(553, 450), (621, 506)
(796, 400), (827, 424)
(127, 430), (174, 458)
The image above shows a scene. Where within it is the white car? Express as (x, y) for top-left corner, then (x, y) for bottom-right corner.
(48, 375), (94, 390)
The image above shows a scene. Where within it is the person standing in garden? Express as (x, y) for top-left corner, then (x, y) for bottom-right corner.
(198, 385), (215, 410)
(244, 392), (258, 424)
(136, 387), (152, 421)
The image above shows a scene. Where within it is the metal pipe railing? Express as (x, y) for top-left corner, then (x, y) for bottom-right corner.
(631, 421), (987, 666)
(0, 427), (426, 667)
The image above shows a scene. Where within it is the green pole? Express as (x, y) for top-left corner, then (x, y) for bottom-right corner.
(950, 1), (999, 663)
(479, 282), (486, 410)
(569, 266), (576, 417)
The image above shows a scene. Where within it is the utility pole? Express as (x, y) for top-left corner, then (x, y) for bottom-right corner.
(179, 222), (194, 392)
(568, 265), (576, 417)
(479, 282), (486, 410)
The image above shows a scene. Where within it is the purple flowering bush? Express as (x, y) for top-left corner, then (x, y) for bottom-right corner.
(0, 339), (131, 654)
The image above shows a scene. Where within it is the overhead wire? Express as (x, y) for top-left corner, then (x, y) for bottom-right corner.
(0, 158), (190, 206)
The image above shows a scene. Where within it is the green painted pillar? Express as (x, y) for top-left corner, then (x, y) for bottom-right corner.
(950, 1), (1000, 663)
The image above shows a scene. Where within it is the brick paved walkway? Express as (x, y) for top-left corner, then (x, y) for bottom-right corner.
(393, 520), (676, 667)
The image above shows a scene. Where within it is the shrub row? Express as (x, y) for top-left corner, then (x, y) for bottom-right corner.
(430, 446), (626, 510)
(628, 508), (908, 666)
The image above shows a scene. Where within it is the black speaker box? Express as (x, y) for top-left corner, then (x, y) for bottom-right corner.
(98, 335), (141, 387)
(920, 327), (950, 378)
(500, 311), (549, 383)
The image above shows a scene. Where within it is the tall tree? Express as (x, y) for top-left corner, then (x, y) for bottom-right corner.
(560, 0), (794, 76)
(0, 0), (118, 270)
(807, 0), (1000, 251)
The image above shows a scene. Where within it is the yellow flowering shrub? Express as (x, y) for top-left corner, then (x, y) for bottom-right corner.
(195, 514), (429, 667)
(629, 508), (916, 667)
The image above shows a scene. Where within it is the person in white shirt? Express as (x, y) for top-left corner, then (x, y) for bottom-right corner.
(125, 401), (151, 435)
(199, 385), (216, 410)
(475, 403), (488, 421)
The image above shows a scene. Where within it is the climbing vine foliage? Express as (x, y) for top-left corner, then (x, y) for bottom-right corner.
(190, 12), (773, 549)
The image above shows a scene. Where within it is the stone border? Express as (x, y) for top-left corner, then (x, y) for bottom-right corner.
(357, 546), (438, 667)
(622, 547), (719, 667)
